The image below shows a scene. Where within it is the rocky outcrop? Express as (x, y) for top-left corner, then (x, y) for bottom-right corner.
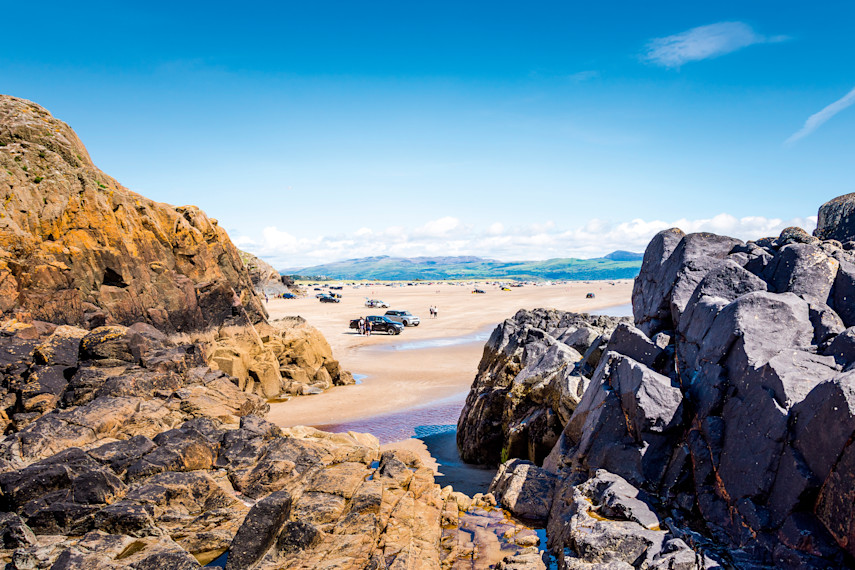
(0, 318), (268, 465)
(0, 415), (545, 569)
(554, 228), (855, 567)
(206, 317), (354, 400)
(459, 195), (855, 568)
(0, 316), (546, 569)
(457, 309), (627, 466)
(239, 250), (295, 296)
(0, 95), (266, 332)
(815, 192), (855, 244)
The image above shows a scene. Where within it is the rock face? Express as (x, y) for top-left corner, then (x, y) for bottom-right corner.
(0, 95), (266, 331)
(0, 317), (544, 569)
(239, 250), (295, 296)
(457, 309), (627, 466)
(815, 192), (855, 244)
(463, 212), (855, 568)
(0, 319), (268, 463)
(206, 317), (353, 400)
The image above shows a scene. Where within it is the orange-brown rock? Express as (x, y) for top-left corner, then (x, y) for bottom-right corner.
(0, 94), (266, 331)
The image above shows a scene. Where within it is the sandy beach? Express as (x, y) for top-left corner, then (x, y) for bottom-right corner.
(265, 280), (633, 431)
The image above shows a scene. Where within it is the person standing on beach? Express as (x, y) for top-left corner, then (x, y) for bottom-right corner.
(365, 318), (371, 336)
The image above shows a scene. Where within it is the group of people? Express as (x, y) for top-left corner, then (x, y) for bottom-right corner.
(355, 317), (373, 336)
(429, 305), (439, 318)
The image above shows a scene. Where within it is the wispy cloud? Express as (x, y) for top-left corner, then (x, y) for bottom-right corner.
(644, 22), (786, 68)
(785, 86), (855, 145)
(236, 214), (816, 269)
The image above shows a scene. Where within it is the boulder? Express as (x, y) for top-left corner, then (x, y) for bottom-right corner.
(457, 309), (626, 465)
(225, 490), (292, 570)
(762, 243), (839, 301)
(815, 193), (855, 243)
(489, 459), (559, 522)
(632, 231), (742, 336)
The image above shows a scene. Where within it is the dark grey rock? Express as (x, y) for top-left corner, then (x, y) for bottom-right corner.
(225, 490), (292, 570)
(779, 226), (820, 246)
(762, 243), (839, 301)
(489, 459), (558, 522)
(815, 193), (855, 243)
(581, 470), (660, 530)
(831, 261), (855, 327)
(456, 309), (625, 465)
(824, 327), (855, 368)
(275, 520), (321, 555)
(0, 511), (36, 548)
(606, 323), (664, 369)
(805, 297), (846, 347)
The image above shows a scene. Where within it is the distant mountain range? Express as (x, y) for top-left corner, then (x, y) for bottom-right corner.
(283, 252), (644, 281)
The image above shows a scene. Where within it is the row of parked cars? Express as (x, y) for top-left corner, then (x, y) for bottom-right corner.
(348, 310), (421, 335)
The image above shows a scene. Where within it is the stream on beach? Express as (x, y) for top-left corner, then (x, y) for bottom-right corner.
(208, 308), (631, 567)
(313, 302), (633, 496)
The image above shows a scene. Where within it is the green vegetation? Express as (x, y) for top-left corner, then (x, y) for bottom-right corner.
(34, 176), (43, 184)
(287, 253), (643, 281)
(97, 182), (107, 189)
(21, 166), (27, 171)
(38, 150), (46, 158)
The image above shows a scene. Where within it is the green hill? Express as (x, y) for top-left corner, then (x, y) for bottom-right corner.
(284, 254), (642, 281)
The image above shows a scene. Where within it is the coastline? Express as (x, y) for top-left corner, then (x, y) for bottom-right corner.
(264, 280), (633, 473)
(265, 279), (633, 429)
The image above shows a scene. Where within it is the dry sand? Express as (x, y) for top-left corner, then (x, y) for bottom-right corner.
(265, 280), (633, 430)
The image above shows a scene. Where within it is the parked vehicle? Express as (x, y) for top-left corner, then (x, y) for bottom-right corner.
(472, 288), (486, 294)
(384, 310), (420, 326)
(349, 316), (404, 334)
(586, 292), (596, 299)
(319, 295), (340, 303)
(365, 299), (389, 308)
(501, 286), (511, 291)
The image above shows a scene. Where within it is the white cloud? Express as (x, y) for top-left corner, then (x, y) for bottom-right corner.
(487, 222), (504, 236)
(413, 216), (462, 237)
(785, 86), (855, 145)
(236, 213), (817, 270)
(644, 22), (786, 68)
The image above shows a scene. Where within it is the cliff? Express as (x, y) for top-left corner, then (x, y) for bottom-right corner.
(0, 95), (266, 332)
(458, 196), (855, 568)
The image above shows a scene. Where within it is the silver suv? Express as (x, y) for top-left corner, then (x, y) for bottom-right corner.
(384, 310), (420, 326)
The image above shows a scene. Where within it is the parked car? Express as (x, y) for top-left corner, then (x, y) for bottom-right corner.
(472, 288), (486, 294)
(349, 316), (403, 334)
(365, 299), (389, 308)
(384, 310), (420, 326)
(319, 295), (340, 303)
(586, 292), (596, 299)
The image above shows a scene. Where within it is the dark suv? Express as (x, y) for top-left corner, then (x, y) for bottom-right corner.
(349, 316), (404, 334)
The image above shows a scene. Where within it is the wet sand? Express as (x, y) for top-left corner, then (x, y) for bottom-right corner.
(265, 280), (633, 429)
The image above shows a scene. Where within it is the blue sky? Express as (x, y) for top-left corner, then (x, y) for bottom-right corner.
(3, 1), (853, 268)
